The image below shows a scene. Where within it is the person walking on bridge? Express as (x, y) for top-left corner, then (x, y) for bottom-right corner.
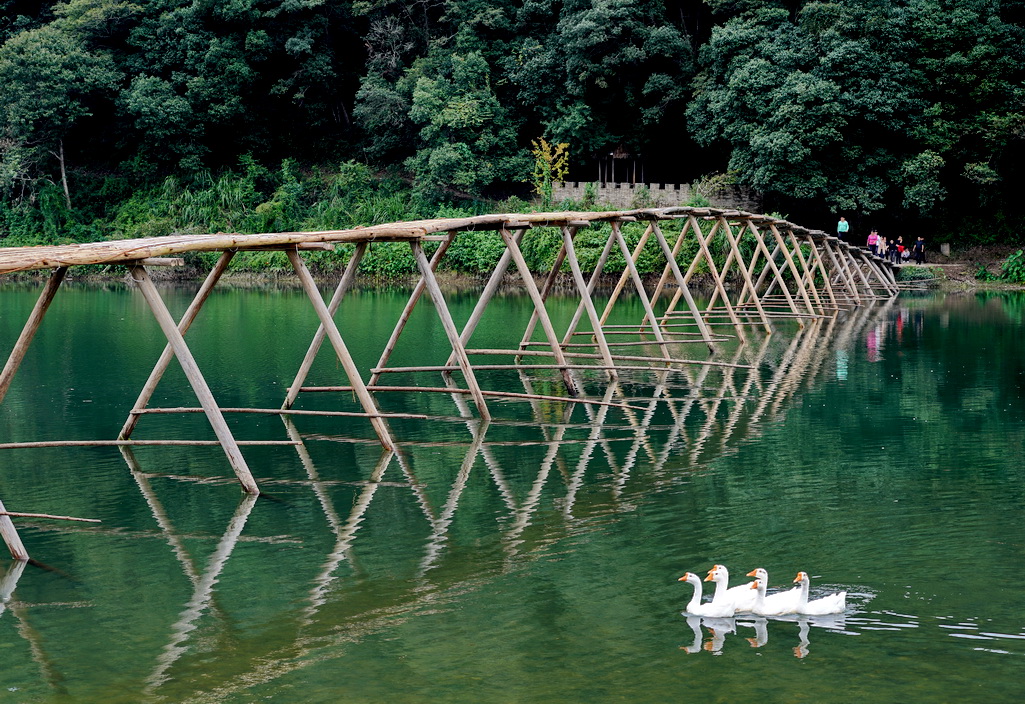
(837, 216), (850, 242)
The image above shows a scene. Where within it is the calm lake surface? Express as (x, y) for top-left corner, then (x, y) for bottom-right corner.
(1, 281), (1024, 703)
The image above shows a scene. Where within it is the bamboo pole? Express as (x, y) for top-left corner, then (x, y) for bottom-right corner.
(498, 227), (579, 392)
(284, 241), (368, 407)
(462, 347), (752, 369)
(560, 226), (617, 377)
(648, 217), (702, 326)
(371, 235), (453, 387)
(302, 385), (651, 411)
(286, 250), (398, 451)
(610, 223), (671, 358)
(121, 251), (234, 439)
(650, 222), (716, 352)
(0, 498), (29, 560)
(787, 230), (825, 315)
(409, 240), (491, 421)
(517, 232), (567, 358)
(805, 235), (839, 311)
(720, 222), (773, 332)
(746, 222), (803, 324)
(656, 217), (715, 327)
(695, 217), (749, 339)
(130, 264), (261, 495)
(559, 224), (618, 350)
(768, 223), (816, 315)
(599, 222), (654, 326)
(131, 406), (427, 419)
(0, 266), (67, 405)
(0, 511), (100, 523)
(0, 439), (298, 449)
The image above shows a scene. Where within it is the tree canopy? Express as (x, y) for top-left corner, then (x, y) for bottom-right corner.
(1, 0), (1023, 242)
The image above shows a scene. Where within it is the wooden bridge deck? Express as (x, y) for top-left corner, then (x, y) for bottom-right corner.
(1, 206), (903, 556)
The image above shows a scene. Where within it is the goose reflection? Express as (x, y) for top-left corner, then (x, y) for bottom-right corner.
(680, 613), (849, 657)
(681, 615), (737, 654)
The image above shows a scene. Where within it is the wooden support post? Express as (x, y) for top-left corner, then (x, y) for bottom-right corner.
(648, 221), (716, 352)
(498, 227), (579, 392)
(649, 217), (702, 326)
(286, 250), (398, 451)
(560, 226), (617, 377)
(746, 222), (803, 324)
(785, 230), (825, 315)
(371, 236), (453, 387)
(721, 221), (772, 332)
(517, 233), (567, 357)
(442, 229), (519, 368)
(121, 251), (235, 439)
(560, 225), (619, 348)
(609, 223), (671, 359)
(129, 264), (260, 494)
(410, 240), (491, 421)
(0, 266), (67, 405)
(822, 240), (860, 304)
(768, 224), (817, 316)
(691, 217), (747, 340)
(806, 236), (839, 311)
(0, 498), (28, 560)
(285, 242), (368, 407)
(599, 222), (654, 326)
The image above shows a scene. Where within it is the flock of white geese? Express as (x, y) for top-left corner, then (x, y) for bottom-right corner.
(680, 564), (847, 617)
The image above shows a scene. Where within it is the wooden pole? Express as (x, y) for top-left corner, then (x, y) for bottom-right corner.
(559, 225), (618, 349)
(129, 264), (260, 495)
(560, 226), (617, 377)
(609, 222), (671, 358)
(121, 251), (234, 439)
(599, 222), (654, 326)
(517, 232), (567, 358)
(0, 498), (29, 560)
(371, 234), (453, 386)
(498, 227), (579, 392)
(746, 222), (803, 324)
(284, 241), (368, 407)
(768, 223), (816, 315)
(692, 217), (747, 340)
(650, 222), (716, 352)
(721, 220), (772, 332)
(409, 240), (491, 421)
(286, 250), (397, 451)
(0, 266), (67, 405)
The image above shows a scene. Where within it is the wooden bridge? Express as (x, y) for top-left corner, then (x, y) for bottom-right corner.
(0, 206), (901, 557)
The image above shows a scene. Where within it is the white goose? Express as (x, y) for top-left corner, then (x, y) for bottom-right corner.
(678, 572), (736, 617)
(705, 564), (757, 613)
(747, 568), (802, 616)
(792, 571), (847, 615)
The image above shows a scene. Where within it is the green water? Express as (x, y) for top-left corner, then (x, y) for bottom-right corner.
(1, 283), (1024, 703)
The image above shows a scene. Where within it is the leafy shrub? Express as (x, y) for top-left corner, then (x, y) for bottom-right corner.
(1000, 249), (1025, 283)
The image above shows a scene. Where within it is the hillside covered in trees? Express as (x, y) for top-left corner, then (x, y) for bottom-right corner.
(1, 0), (1023, 248)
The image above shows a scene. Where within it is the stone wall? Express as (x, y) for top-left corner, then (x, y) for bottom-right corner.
(551, 182), (762, 212)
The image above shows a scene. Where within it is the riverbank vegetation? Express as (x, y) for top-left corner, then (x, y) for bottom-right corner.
(1, 0), (1023, 264)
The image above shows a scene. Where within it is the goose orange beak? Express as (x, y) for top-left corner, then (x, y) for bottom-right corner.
(746, 569), (758, 577)
(703, 571), (715, 582)
(678, 573), (693, 581)
(793, 572), (804, 583)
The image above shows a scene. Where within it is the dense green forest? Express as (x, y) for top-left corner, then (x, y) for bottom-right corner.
(1, 0), (1023, 253)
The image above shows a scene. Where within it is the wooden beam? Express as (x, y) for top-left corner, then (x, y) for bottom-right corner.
(0, 498), (28, 560)
(286, 250), (398, 451)
(0, 266), (67, 405)
(129, 264), (261, 495)
(121, 251), (235, 439)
